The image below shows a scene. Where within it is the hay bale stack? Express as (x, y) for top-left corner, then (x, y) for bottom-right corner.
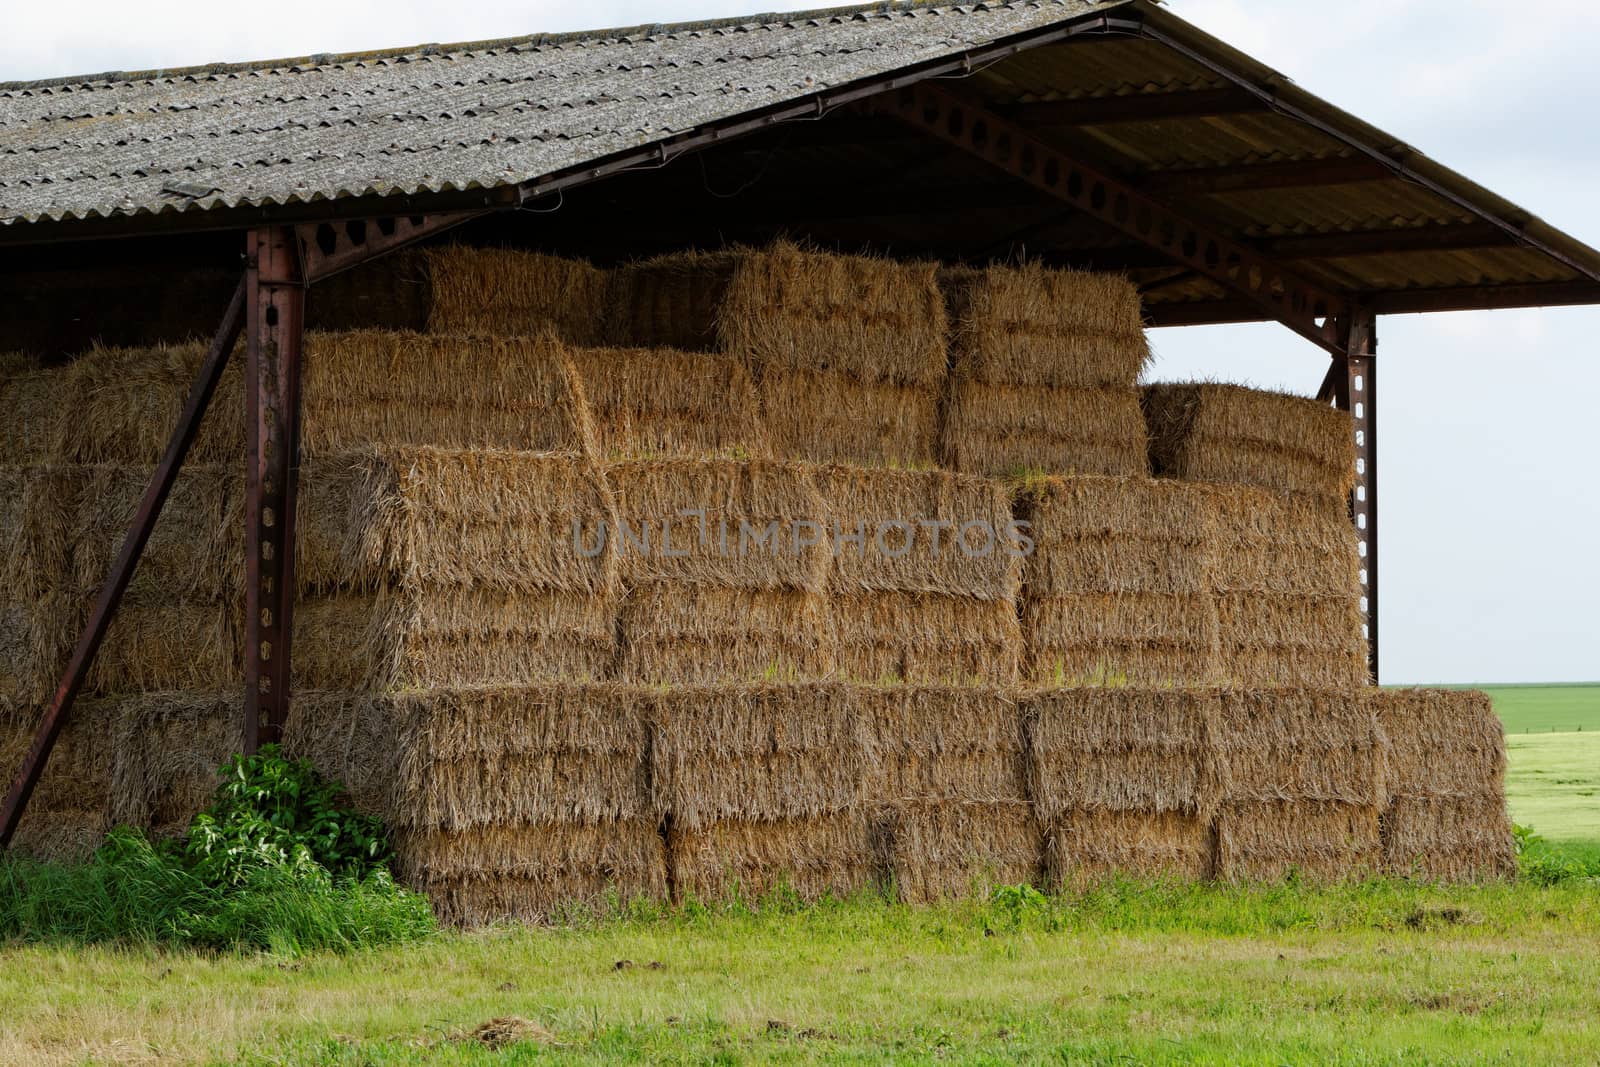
(1211, 689), (1383, 882)
(423, 245), (612, 344)
(0, 467), (84, 715)
(1211, 489), (1366, 688)
(1026, 689), (1218, 886)
(608, 459), (832, 684)
(300, 330), (596, 457)
(1143, 383), (1355, 501)
(654, 684), (875, 902)
(722, 242), (948, 467)
(568, 345), (767, 460)
(54, 342), (246, 466)
(1372, 688), (1514, 881)
(72, 465), (241, 602)
(607, 249), (739, 351)
(818, 466), (1023, 685)
(1019, 475), (1220, 686)
(0, 701), (117, 861)
(940, 264), (1150, 478)
(293, 448), (621, 690)
(863, 686), (1039, 901)
(371, 685), (664, 923)
(0, 359), (67, 464)
(108, 692), (238, 837)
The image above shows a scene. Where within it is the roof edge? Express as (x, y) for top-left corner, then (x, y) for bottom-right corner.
(0, 0), (1106, 91)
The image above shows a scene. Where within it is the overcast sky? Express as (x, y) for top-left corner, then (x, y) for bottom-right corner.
(3, 1), (1596, 684)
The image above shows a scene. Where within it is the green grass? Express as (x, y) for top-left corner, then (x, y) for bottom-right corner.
(3, 881), (1600, 1065)
(1473, 683), (1600, 734)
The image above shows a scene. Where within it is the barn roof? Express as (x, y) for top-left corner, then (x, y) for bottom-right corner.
(3, 0), (1598, 318)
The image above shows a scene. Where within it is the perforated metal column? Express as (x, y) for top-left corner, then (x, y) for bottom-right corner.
(1335, 312), (1379, 683)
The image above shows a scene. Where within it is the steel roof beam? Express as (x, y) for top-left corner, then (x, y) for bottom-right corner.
(1000, 86), (1268, 125)
(866, 80), (1351, 354)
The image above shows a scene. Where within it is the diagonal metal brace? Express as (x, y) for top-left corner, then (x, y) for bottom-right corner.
(297, 211), (485, 284)
(864, 81), (1352, 355)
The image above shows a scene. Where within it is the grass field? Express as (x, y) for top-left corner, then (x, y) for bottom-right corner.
(1476, 684), (1600, 734)
(3, 882), (1600, 1065)
(1483, 684), (1600, 854)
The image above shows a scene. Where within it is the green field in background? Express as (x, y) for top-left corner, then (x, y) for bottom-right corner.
(1475, 683), (1600, 734)
(1477, 684), (1600, 850)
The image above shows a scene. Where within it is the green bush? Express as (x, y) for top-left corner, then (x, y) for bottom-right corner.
(1514, 823), (1600, 886)
(0, 745), (434, 952)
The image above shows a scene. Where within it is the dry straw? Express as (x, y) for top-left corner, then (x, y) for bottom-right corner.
(282, 689), (408, 819)
(1372, 688), (1514, 881)
(1048, 810), (1215, 888)
(650, 683), (865, 829)
(719, 240), (949, 386)
(606, 249), (740, 351)
(758, 367), (940, 468)
(670, 812), (876, 904)
(72, 464), (241, 602)
(568, 344), (768, 460)
(615, 586), (833, 684)
(941, 381), (1149, 478)
(1144, 383), (1355, 500)
(0, 360), (69, 464)
(108, 692), (239, 836)
(940, 263), (1150, 389)
(861, 685), (1027, 804)
(293, 586), (618, 691)
(604, 458), (830, 592)
(300, 330), (597, 457)
(831, 593), (1023, 685)
(423, 245), (612, 344)
(1215, 799), (1381, 883)
(0, 465), (82, 602)
(875, 799), (1042, 903)
(0, 700), (116, 860)
(89, 600), (241, 696)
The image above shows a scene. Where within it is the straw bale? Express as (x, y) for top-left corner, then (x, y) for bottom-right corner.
(1215, 799), (1381, 882)
(0, 465), (81, 601)
(1370, 688), (1506, 800)
(1144, 383), (1355, 500)
(816, 466), (1022, 601)
(1210, 489), (1360, 597)
(720, 241), (949, 386)
(404, 821), (669, 925)
(606, 250), (740, 351)
(941, 381), (1149, 478)
(569, 345), (767, 460)
(758, 367), (940, 468)
(861, 686), (1026, 804)
(389, 685), (652, 830)
(1047, 811), (1214, 888)
(876, 800), (1043, 902)
(670, 813), (877, 903)
(651, 683), (865, 829)
(299, 448), (619, 594)
(55, 341), (246, 465)
(87, 599), (241, 696)
(0, 364), (66, 464)
(0, 700), (116, 860)
(1380, 795), (1515, 882)
(605, 458), (829, 592)
(107, 692), (238, 836)
(0, 593), (77, 718)
(293, 586), (618, 691)
(831, 593), (1022, 685)
(615, 585), (832, 684)
(1211, 689), (1384, 807)
(940, 263), (1149, 388)
(1025, 688), (1219, 820)
(1019, 475), (1217, 598)
(423, 245), (611, 344)
(282, 689), (407, 819)
(72, 464), (241, 601)
(300, 330), (597, 457)
(307, 249), (429, 333)
(1023, 592), (1220, 686)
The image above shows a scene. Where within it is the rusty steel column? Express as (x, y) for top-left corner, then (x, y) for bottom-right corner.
(1332, 310), (1379, 684)
(244, 227), (306, 750)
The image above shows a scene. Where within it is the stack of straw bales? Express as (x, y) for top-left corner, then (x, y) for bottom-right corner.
(1143, 383), (1355, 501)
(606, 250), (738, 352)
(608, 459), (833, 684)
(340, 685), (665, 924)
(1027, 689), (1217, 886)
(1018, 476), (1220, 686)
(1373, 688), (1514, 881)
(422, 246), (612, 345)
(817, 466), (1023, 684)
(567, 345), (768, 461)
(657, 684), (872, 902)
(1210, 490), (1367, 689)
(864, 687), (1039, 901)
(1210, 689), (1384, 881)
(0, 701), (115, 860)
(940, 264), (1149, 478)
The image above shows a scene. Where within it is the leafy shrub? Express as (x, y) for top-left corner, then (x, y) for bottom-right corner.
(0, 746), (434, 952)
(1514, 823), (1600, 886)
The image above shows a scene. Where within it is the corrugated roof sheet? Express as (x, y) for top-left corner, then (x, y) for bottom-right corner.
(0, 0), (1117, 227)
